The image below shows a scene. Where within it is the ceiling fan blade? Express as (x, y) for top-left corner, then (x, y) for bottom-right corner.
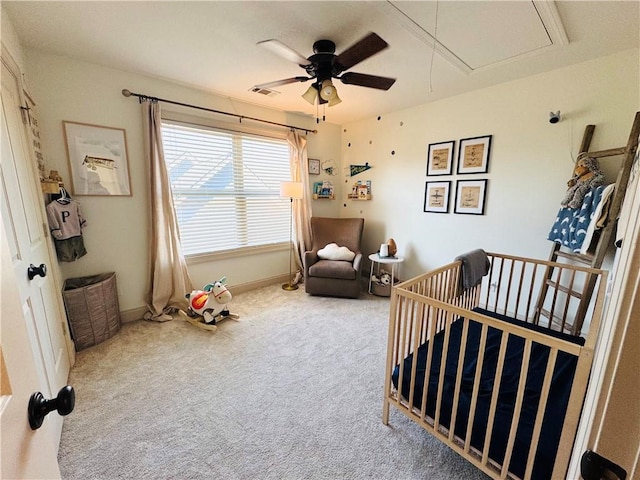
(335, 32), (389, 71)
(257, 39), (311, 66)
(339, 72), (396, 90)
(253, 77), (311, 90)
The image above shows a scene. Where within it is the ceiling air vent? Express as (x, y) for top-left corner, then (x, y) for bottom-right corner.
(250, 86), (279, 97)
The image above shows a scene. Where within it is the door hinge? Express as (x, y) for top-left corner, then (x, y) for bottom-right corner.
(19, 104), (30, 125)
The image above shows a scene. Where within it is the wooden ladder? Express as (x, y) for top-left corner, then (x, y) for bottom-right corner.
(535, 111), (640, 335)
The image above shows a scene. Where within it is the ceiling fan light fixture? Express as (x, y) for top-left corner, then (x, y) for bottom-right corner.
(319, 79), (338, 101)
(302, 85), (318, 105)
(328, 91), (342, 107)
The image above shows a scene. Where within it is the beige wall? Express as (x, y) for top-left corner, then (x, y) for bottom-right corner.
(341, 49), (639, 280)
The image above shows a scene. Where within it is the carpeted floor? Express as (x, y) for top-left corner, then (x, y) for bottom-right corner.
(58, 284), (489, 480)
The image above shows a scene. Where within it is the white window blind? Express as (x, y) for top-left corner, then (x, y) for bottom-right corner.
(161, 120), (291, 256)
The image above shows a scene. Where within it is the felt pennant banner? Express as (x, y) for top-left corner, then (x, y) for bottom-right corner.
(349, 163), (371, 177)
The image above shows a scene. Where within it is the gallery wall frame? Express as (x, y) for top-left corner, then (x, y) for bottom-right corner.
(424, 180), (451, 213)
(457, 135), (492, 174)
(63, 121), (131, 196)
(426, 140), (455, 176)
(454, 179), (488, 215)
(308, 158), (320, 175)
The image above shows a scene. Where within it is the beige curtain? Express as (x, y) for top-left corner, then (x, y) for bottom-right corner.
(142, 99), (193, 321)
(287, 130), (313, 272)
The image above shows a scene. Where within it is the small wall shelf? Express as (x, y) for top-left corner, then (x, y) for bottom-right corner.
(347, 193), (371, 200)
(313, 193), (335, 200)
(348, 179), (371, 200)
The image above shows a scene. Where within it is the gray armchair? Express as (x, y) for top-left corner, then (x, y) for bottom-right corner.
(304, 217), (365, 298)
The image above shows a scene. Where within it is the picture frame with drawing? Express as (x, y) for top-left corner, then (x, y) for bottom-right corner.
(424, 181), (451, 213)
(63, 121), (132, 196)
(457, 135), (492, 174)
(426, 140), (455, 176)
(454, 179), (488, 215)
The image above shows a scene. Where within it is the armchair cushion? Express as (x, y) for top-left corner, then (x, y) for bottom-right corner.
(317, 243), (356, 261)
(309, 259), (357, 280)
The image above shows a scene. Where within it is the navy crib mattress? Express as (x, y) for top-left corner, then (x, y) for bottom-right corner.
(391, 308), (584, 480)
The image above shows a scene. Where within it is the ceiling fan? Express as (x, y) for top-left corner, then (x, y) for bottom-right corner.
(254, 32), (396, 107)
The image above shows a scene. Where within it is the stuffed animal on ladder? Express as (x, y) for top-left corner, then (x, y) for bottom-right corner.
(179, 277), (239, 331)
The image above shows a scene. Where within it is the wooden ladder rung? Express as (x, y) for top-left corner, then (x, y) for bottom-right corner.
(545, 279), (583, 299)
(553, 250), (594, 264)
(540, 308), (575, 332)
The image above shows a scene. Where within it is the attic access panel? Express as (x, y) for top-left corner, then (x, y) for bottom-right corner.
(390, 1), (563, 71)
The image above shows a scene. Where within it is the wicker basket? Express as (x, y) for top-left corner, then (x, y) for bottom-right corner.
(63, 272), (121, 351)
(371, 282), (391, 297)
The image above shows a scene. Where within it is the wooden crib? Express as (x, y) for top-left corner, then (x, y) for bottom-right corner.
(382, 252), (607, 480)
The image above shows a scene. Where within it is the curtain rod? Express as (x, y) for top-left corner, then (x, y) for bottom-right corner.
(121, 89), (317, 135)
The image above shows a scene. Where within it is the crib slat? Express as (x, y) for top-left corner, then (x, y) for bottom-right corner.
(481, 332), (510, 467)
(503, 259), (515, 316)
(434, 308), (456, 430)
(407, 299), (425, 412)
(524, 348), (559, 479)
(548, 267), (563, 329)
(383, 285), (402, 424)
(527, 263), (538, 323)
(500, 338), (533, 478)
(395, 296), (409, 409)
(420, 304), (438, 421)
(448, 316), (471, 443)
(464, 323), (489, 453)
(560, 269), (577, 332)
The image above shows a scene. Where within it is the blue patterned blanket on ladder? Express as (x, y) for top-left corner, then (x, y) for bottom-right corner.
(547, 185), (612, 253)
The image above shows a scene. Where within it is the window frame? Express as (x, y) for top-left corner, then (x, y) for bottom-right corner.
(160, 110), (292, 261)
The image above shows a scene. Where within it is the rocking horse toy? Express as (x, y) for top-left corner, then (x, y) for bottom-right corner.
(179, 277), (239, 331)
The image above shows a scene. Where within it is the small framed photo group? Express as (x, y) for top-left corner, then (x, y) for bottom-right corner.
(424, 134), (491, 215)
(426, 135), (491, 176)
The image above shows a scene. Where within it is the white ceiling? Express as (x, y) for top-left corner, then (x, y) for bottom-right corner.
(3, 1), (639, 125)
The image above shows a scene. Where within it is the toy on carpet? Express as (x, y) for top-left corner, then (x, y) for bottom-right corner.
(561, 154), (605, 209)
(179, 277), (239, 331)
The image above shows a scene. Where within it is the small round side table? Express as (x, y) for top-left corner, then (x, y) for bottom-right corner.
(368, 253), (405, 296)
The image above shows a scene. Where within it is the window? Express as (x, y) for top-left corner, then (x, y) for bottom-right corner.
(161, 120), (291, 256)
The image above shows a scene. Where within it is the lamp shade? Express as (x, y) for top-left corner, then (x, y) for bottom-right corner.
(280, 181), (303, 199)
(301, 85), (318, 105)
(328, 91), (342, 107)
(319, 79), (337, 101)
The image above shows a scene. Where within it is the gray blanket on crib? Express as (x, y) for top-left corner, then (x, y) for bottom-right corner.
(455, 249), (490, 290)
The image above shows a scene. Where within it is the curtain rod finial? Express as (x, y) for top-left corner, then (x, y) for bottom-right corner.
(122, 89), (132, 97)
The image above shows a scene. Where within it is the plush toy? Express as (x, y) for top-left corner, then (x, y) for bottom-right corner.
(372, 272), (392, 285)
(561, 154), (605, 209)
(180, 277), (239, 331)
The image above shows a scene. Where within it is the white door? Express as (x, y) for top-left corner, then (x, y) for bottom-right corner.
(1, 46), (72, 450)
(1, 227), (61, 479)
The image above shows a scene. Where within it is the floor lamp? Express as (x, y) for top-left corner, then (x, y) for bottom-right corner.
(280, 181), (303, 291)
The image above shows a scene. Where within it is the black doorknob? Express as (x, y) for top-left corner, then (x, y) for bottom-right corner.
(27, 263), (47, 280)
(28, 385), (75, 430)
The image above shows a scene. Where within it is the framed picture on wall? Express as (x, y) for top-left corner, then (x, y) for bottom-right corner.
(454, 179), (488, 215)
(426, 140), (455, 176)
(308, 158), (320, 175)
(424, 181), (451, 213)
(457, 135), (492, 174)
(63, 121), (132, 196)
